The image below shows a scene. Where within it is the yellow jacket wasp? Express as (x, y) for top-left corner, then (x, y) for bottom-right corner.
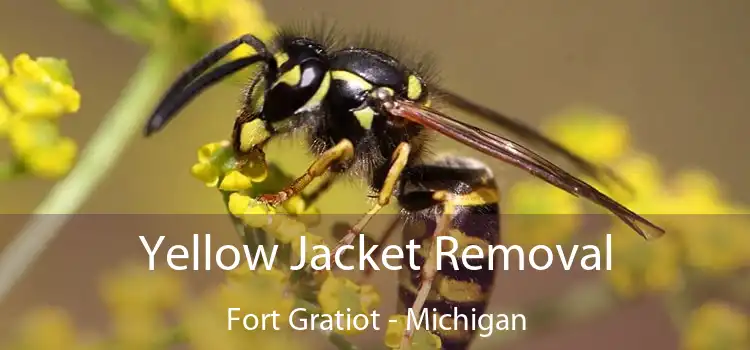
(144, 25), (665, 350)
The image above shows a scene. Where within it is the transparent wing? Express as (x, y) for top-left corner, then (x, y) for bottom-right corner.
(385, 98), (665, 240)
(435, 87), (633, 194)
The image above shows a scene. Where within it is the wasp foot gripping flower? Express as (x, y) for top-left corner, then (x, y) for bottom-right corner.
(190, 140), (268, 190)
(193, 139), (321, 248)
(683, 301), (749, 350)
(385, 315), (442, 350)
(0, 53), (80, 179)
(317, 275), (381, 335)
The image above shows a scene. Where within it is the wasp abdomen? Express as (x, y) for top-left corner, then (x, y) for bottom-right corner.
(397, 157), (500, 350)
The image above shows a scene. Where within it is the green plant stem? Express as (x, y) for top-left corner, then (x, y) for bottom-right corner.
(0, 49), (174, 302)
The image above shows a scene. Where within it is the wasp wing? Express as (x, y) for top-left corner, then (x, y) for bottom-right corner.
(434, 87), (633, 194)
(385, 98), (665, 240)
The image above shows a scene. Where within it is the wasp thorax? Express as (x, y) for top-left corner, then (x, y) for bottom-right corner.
(262, 38), (331, 123)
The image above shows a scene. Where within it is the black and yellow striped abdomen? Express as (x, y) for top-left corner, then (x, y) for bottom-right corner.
(396, 157), (500, 350)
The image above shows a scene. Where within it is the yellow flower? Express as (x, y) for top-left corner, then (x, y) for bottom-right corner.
(282, 195), (307, 215)
(190, 140), (268, 189)
(385, 315), (442, 350)
(111, 309), (165, 349)
(604, 153), (665, 207)
(270, 216), (307, 244)
(604, 225), (683, 298)
(99, 265), (185, 348)
(0, 98), (12, 135)
(227, 192), (278, 227)
(4, 54), (80, 117)
(23, 136), (77, 178)
(505, 180), (583, 247)
(679, 214), (750, 274)
(283, 195), (322, 226)
(227, 192), (252, 215)
(317, 276), (381, 335)
(15, 308), (79, 350)
(7, 118), (78, 178)
(184, 269), (297, 349)
(0, 53), (8, 85)
(0, 53), (80, 180)
(667, 170), (732, 214)
(168, 0), (227, 23)
(220, 0), (277, 60)
(213, 270), (295, 322)
(683, 301), (749, 350)
(542, 108), (631, 163)
(100, 263), (184, 316)
(197, 140), (227, 162)
(182, 301), (246, 350)
(219, 169), (253, 191)
(191, 161), (220, 186)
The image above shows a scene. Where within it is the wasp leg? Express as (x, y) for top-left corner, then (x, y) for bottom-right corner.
(357, 216), (403, 283)
(258, 139), (355, 205)
(400, 194), (456, 350)
(301, 171), (341, 208)
(145, 34), (274, 135)
(329, 142), (411, 255)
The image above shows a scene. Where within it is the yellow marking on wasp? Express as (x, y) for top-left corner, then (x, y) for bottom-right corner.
(437, 278), (486, 302)
(331, 70), (373, 90)
(447, 228), (492, 253)
(295, 72), (331, 113)
(274, 52), (290, 67)
(249, 79), (266, 114)
(274, 65), (301, 88)
(308, 73), (331, 106)
(448, 187), (500, 206)
(239, 119), (271, 152)
(407, 75), (423, 100)
(353, 107), (376, 129)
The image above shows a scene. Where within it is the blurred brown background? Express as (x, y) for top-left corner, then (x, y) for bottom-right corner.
(0, 0), (748, 349)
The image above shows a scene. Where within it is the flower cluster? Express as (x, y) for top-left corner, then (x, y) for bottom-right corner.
(0, 53), (80, 179)
(186, 135), (420, 346)
(683, 301), (749, 350)
(510, 108), (749, 348)
(169, 0), (277, 58)
(505, 108), (749, 293)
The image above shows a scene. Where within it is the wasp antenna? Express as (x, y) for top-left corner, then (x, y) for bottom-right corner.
(144, 34), (275, 136)
(145, 56), (270, 136)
